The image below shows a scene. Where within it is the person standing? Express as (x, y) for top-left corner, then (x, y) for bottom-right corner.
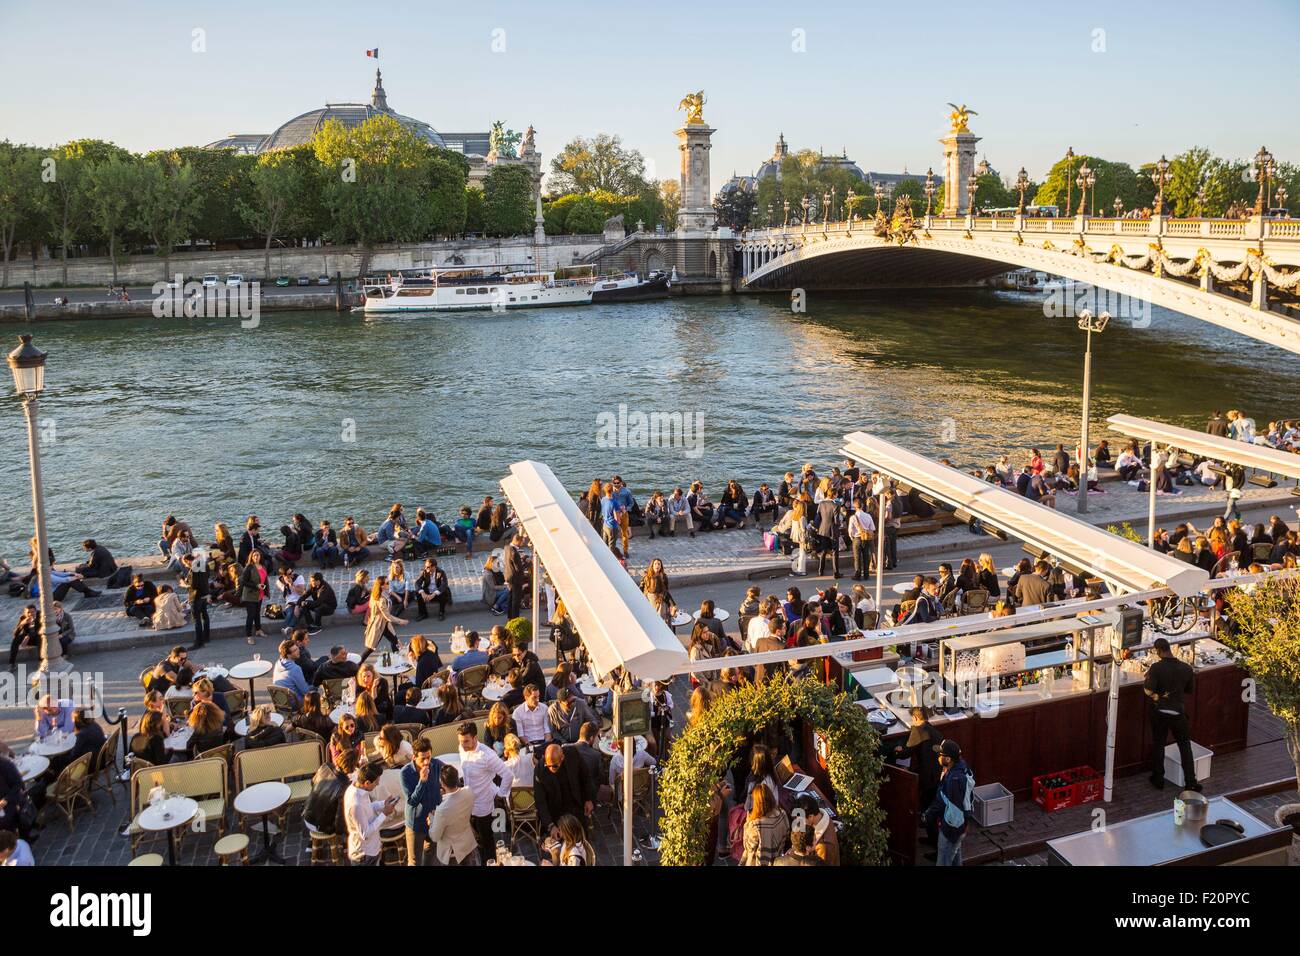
(399, 737), (443, 866)
(1143, 638), (1200, 791)
(814, 484), (842, 579)
(847, 499), (875, 581)
(360, 576), (407, 665)
(239, 551), (266, 644)
(923, 739), (974, 866)
(344, 762), (399, 865)
(456, 721), (513, 863)
(599, 483), (622, 551)
(429, 765), (479, 865)
(612, 476), (635, 556)
(181, 552), (210, 650)
(503, 532), (526, 620)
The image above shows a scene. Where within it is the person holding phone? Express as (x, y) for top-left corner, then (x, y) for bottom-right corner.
(344, 762), (400, 865)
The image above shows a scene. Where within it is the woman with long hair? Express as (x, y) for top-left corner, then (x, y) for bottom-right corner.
(361, 575), (406, 664)
(741, 780), (789, 866)
(239, 550), (267, 644)
(329, 712), (363, 766)
(431, 682), (465, 726)
(586, 479), (604, 532)
(387, 559), (411, 615)
(295, 689), (335, 740)
(482, 702), (516, 753)
(488, 502), (512, 543)
(639, 558), (676, 625)
(544, 814), (595, 866)
(976, 553), (1001, 598)
(376, 724), (412, 767)
(354, 691), (382, 733)
(130, 709), (169, 765)
(187, 700), (226, 757)
(502, 733), (534, 787)
(212, 522), (236, 569)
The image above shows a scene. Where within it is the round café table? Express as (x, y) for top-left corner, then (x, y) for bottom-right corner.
(234, 781), (291, 865)
(693, 608), (730, 622)
(436, 752), (461, 770)
(669, 611), (693, 633)
(376, 660), (412, 698)
(329, 703), (356, 724)
(229, 659), (273, 707)
(28, 733), (76, 758)
(164, 726), (194, 753)
(481, 678), (509, 702)
(17, 752), (49, 783)
(576, 675), (605, 708)
(891, 582), (914, 596)
(136, 796), (198, 865)
(194, 665), (229, 682)
(597, 734), (647, 758)
(233, 711), (285, 737)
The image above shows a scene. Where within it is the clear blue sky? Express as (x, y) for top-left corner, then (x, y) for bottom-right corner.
(2, 0), (1297, 186)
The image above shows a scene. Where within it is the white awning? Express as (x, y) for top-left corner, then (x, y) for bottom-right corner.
(500, 461), (688, 681)
(1105, 414), (1300, 480)
(841, 431), (1210, 597)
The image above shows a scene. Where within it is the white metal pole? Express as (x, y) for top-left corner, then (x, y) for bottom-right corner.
(1077, 326), (1092, 515)
(531, 551), (539, 658)
(1103, 621), (1121, 801)
(1148, 444), (1158, 548)
(875, 490), (886, 612)
(623, 733), (635, 866)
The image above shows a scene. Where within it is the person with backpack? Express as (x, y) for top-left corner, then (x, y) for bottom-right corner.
(923, 739), (974, 866)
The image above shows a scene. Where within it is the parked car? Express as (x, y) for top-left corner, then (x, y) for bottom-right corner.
(202, 274), (220, 287)
(317, 275), (330, 285)
(225, 274), (245, 286)
(275, 276), (290, 287)
(296, 276), (311, 286)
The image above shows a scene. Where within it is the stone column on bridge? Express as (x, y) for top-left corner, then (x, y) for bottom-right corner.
(676, 91), (717, 234)
(939, 104), (981, 217)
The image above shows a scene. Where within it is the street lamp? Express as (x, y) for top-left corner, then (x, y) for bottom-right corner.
(1015, 167), (1030, 215)
(1277, 186), (1290, 214)
(829, 187), (837, 223)
(1195, 183), (1207, 218)
(845, 187), (856, 223)
(1075, 163), (1092, 216)
(1085, 168), (1097, 217)
(7, 334), (64, 680)
(782, 198), (790, 230)
(874, 183), (885, 216)
(1064, 146), (1076, 220)
(1252, 146), (1275, 215)
(1074, 310), (1109, 515)
(821, 191), (830, 227)
(1113, 196), (1124, 218)
(1151, 155), (1171, 215)
(966, 173), (978, 217)
(800, 195), (810, 233)
(924, 167), (936, 218)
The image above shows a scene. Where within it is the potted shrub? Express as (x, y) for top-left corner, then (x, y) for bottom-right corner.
(1218, 574), (1300, 864)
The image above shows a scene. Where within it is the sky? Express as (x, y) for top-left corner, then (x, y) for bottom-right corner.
(2, 0), (1298, 188)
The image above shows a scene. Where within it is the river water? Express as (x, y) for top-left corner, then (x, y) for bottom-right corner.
(1, 290), (1293, 559)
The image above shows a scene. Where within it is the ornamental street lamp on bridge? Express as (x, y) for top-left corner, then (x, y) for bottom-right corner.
(874, 183), (885, 216)
(782, 199), (790, 230)
(924, 168), (936, 218)
(845, 188), (856, 231)
(7, 334), (65, 682)
(821, 191), (830, 229)
(829, 187), (837, 223)
(1085, 168), (1096, 217)
(1113, 196), (1124, 218)
(1252, 146), (1275, 215)
(1074, 310), (1109, 515)
(1075, 163), (1092, 216)
(1195, 183), (1208, 218)
(1151, 155), (1171, 215)
(966, 173), (978, 217)
(800, 196), (810, 234)
(1015, 167), (1030, 215)
(1064, 146), (1076, 220)
(1278, 186), (1290, 213)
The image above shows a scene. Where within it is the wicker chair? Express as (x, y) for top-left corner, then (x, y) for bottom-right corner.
(319, 678), (347, 709)
(233, 739), (324, 832)
(139, 667), (154, 690)
(1251, 542), (1275, 562)
(422, 668), (452, 690)
(90, 725), (123, 804)
(167, 696), (192, 720)
(612, 767), (653, 830)
(389, 723), (425, 742)
(939, 589), (959, 618)
(267, 684), (298, 716)
(962, 588), (990, 614)
(508, 786), (541, 850)
(223, 688), (248, 724)
(40, 753), (94, 832)
(489, 655), (513, 679)
(458, 664), (490, 708)
(418, 723), (464, 757)
(127, 758), (229, 853)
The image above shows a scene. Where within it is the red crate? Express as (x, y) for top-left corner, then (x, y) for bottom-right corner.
(1032, 766), (1104, 812)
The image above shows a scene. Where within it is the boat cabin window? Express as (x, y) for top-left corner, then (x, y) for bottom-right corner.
(479, 287), (489, 294)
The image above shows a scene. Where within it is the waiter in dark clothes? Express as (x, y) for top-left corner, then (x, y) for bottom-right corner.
(1143, 638), (1201, 791)
(182, 551), (211, 650)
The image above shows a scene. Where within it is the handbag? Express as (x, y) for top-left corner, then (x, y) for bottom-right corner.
(265, 603), (285, 620)
(762, 531), (777, 553)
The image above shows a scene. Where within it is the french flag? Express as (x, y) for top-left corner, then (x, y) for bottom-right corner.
(365, 48), (379, 59)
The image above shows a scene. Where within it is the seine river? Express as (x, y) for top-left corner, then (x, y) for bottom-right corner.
(0, 290), (1293, 559)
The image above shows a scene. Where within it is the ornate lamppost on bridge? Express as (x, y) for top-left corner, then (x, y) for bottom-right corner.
(829, 187), (837, 223)
(1278, 186), (1290, 215)
(874, 183), (885, 217)
(821, 191), (831, 233)
(1015, 167), (1030, 215)
(1195, 183), (1207, 218)
(1252, 146), (1275, 216)
(924, 167), (936, 219)
(845, 188), (856, 233)
(1151, 155), (1171, 216)
(1074, 309), (1110, 515)
(7, 334), (66, 683)
(782, 199), (790, 231)
(1113, 196), (1124, 219)
(1064, 146), (1076, 220)
(800, 195), (810, 234)
(1085, 168), (1097, 217)
(1075, 162), (1092, 217)
(966, 172), (978, 219)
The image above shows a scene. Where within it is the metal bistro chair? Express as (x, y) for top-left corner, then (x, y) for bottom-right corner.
(1251, 542), (1275, 563)
(962, 588), (990, 614)
(489, 654), (513, 679)
(319, 678), (347, 710)
(508, 786), (542, 851)
(40, 753), (94, 833)
(167, 696), (192, 720)
(223, 688), (248, 725)
(267, 684), (298, 716)
(458, 664), (490, 709)
(939, 589), (959, 618)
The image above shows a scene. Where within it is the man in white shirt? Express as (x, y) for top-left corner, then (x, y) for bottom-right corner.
(1195, 459), (1220, 487)
(457, 721), (513, 863)
(0, 830), (35, 866)
(279, 567), (308, 635)
(512, 684), (553, 750)
(847, 504), (876, 581)
(343, 762), (398, 865)
(744, 612), (772, 653)
(608, 739), (657, 787)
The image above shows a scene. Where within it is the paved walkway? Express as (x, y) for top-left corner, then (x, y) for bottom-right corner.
(5, 475), (1294, 660)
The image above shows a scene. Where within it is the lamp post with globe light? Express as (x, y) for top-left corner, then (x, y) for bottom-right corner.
(1074, 310), (1109, 515)
(1015, 167), (1030, 215)
(924, 168), (936, 218)
(1152, 155), (1171, 215)
(7, 334), (65, 681)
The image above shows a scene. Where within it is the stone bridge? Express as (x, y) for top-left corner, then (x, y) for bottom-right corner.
(737, 213), (1300, 354)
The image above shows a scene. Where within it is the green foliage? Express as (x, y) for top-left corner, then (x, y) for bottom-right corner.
(482, 163), (534, 237)
(131, 151), (200, 271)
(505, 616), (532, 648)
(549, 133), (647, 194)
(561, 195), (607, 235)
(84, 154), (138, 283)
(1218, 576), (1300, 789)
(753, 149), (864, 223)
(464, 186), (485, 235)
(0, 141), (47, 286)
(1107, 521), (1145, 544)
(1033, 154), (1150, 215)
(659, 674), (888, 866)
(238, 150), (311, 276)
(713, 183), (756, 230)
(171, 146), (255, 242)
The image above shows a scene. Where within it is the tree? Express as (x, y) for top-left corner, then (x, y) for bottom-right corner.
(1167, 147), (1214, 218)
(713, 183), (756, 230)
(238, 150), (307, 279)
(45, 142), (89, 284)
(131, 151), (199, 279)
(563, 195), (606, 234)
(658, 179), (679, 231)
(1032, 155), (1146, 216)
(0, 142), (46, 288)
(464, 186), (485, 235)
(173, 146), (255, 243)
(482, 163), (534, 237)
(84, 154), (137, 286)
(548, 133), (647, 195)
(1219, 576), (1300, 791)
